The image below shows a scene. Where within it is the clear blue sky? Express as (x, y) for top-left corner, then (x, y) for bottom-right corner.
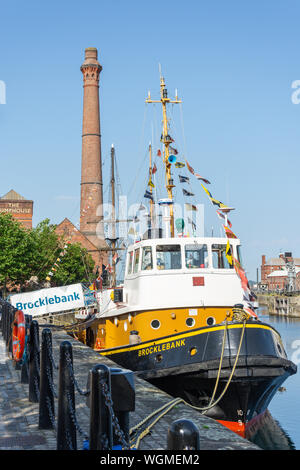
(1, 0), (300, 280)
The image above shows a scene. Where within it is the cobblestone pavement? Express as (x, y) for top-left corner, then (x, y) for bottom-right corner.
(0, 326), (260, 451)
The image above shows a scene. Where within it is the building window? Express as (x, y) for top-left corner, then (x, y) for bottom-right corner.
(185, 244), (208, 269)
(156, 245), (182, 270)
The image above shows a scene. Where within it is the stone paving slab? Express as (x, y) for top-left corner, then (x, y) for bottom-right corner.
(0, 324), (260, 451)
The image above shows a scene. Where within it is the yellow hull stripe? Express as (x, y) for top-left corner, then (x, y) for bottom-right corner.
(99, 323), (274, 356)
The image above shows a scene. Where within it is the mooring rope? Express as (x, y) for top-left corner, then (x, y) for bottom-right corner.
(130, 320), (246, 449)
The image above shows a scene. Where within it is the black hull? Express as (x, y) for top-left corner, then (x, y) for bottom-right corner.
(100, 320), (296, 433)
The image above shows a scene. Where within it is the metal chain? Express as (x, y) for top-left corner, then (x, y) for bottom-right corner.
(45, 333), (59, 370)
(65, 350), (90, 397)
(99, 377), (130, 450)
(46, 395), (57, 430)
(66, 390), (88, 440)
(46, 364), (58, 398)
(33, 374), (40, 401)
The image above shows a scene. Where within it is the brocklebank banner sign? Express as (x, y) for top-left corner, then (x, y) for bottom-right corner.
(10, 283), (85, 317)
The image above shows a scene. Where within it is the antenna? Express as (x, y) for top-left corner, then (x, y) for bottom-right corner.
(158, 63), (162, 78)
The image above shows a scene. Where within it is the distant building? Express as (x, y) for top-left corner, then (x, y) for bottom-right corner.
(261, 253), (300, 290)
(0, 189), (33, 229)
(55, 218), (105, 270)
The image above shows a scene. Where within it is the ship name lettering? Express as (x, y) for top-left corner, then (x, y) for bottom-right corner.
(138, 339), (185, 356)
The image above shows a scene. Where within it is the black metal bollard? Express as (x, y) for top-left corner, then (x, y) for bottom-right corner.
(28, 320), (40, 402)
(89, 364), (113, 450)
(1, 304), (7, 341)
(39, 328), (55, 429)
(6, 308), (14, 353)
(167, 419), (200, 450)
(110, 368), (135, 447)
(57, 341), (77, 450)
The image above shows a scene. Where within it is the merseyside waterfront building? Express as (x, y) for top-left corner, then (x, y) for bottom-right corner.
(0, 190), (33, 229)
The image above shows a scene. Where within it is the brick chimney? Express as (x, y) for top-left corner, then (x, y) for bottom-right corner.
(80, 47), (105, 248)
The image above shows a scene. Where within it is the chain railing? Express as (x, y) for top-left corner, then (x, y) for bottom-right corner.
(0, 298), (135, 450)
(0, 298), (202, 451)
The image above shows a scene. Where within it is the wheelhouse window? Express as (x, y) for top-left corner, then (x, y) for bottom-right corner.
(141, 246), (153, 270)
(127, 251), (133, 274)
(237, 245), (243, 266)
(212, 244), (233, 269)
(185, 244), (208, 269)
(156, 245), (182, 270)
(133, 248), (140, 273)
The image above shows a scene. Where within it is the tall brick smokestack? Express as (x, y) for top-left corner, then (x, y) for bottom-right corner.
(80, 47), (104, 248)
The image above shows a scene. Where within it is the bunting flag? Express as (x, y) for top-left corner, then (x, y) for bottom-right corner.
(195, 174), (211, 184)
(243, 306), (258, 318)
(185, 203), (198, 211)
(148, 178), (155, 188)
(106, 264), (113, 274)
(185, 159), (195, 175)
(144, 190), (154, 200)
(152, 163), (157, 174)
(178, 175), (190, 183)
(45, 241), (71, 281)
(157, 149), (161, 157)
(169, 146), (178, 155)
(182, 188), (195, 197)
(188, 217), (197, 231)
(223, 225), (237, 239)
(216, 210), (232, 228)
(175, 162), (185, 168)
(200, 184), (229, 210)
(225, 239), (233, 265)
(232, 256), (249, 291)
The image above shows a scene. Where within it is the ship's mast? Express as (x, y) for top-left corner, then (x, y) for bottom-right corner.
(146, 75), (181, 237)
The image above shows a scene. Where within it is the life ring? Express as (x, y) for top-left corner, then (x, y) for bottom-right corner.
(12, 310), (26, 362)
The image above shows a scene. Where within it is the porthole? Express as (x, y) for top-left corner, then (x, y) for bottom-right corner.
(206, 317), (215, 326)
(151, 319), (161, 330)
(186, 317), (195, 328)
(155, 354), (163, 363)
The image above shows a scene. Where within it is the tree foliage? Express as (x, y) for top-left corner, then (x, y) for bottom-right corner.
(0, 214), (95, 292)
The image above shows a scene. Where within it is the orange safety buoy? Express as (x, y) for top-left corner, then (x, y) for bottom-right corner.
(12, 310), (26, 362)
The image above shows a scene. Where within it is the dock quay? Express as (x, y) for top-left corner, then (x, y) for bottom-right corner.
(257, 293), (300, 317)
(0, 314), (260, 452)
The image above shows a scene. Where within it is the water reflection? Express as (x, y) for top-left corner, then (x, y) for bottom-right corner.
(250, 306), (299, 450)
(249, 410), (295, 450)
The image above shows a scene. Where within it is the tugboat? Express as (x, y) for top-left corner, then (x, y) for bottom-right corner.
(72, 75), (297, 438)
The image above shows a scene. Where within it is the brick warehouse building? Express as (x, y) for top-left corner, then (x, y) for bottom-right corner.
(0, 190), (33, 229)
(261, 253), (300, 290)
